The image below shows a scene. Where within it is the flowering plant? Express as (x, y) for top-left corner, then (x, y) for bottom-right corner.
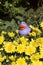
(0, 20), (43, 65)
(0, 0), (43, 65)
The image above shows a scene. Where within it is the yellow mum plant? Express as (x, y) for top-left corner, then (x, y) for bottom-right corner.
(17, 44), (25, 54)
(30, 53), (40, 62)
(0, 56), (6, 62)
(3, 41), (16, 53)
(40, 47), (43, 58)
(0, 35), (5, 45)
(29, 25), (41, 35)
(25, 45), (36, 55)
(16, 57), (27, 65)
(9, 55), (15, 61)
(8, 32), (15, 38)
(36, 37), (43, 47)
(31, 61), (42, 65)
(29, 31), (36, 37)
(30, 39), (39, 47)
(1, 31), (7, 35)
(11, 62), (16, 65)
(19, 36), (29, 45)
(0, 62), (2, 65)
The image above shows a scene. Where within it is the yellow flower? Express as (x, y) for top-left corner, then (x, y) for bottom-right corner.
(11, 62), (16, 65)
(29, 31), (36, 37)
(29, 25), (35, 30)
(31, 61), (42, 65)
(16, 30), (19, 34)
(9, 55), (15, 61)
(30, 53), (40, 62)
(4, 41), (16, 53)
(40, 21), (43, 29)
(8, 32), (15, 38)
(30, 39), (39, 47)
(20, 36), (28, 45)
(25, 56), (30, 60)
(0, 35), (5, 45)
(25, 45), (36, 55)
(29, 25), (41, 35)
(17, 44), (25, 53)
(28, 64), (30, 65)
(0, 48), (3, 51)
(0, 56), (6, 62)
(13, 41), (18, 46)
(1, 31), (6, 35)
(35, 28), (41, 35)
(6, 59), (9, 62)
(16, 57), (27, 65)
(20, 36), (28, 42)
(40, 47), (43, 58)
(36, 37), (43, 47)
(0, 62), (2, 65)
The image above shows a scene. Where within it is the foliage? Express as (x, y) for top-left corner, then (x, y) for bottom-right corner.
(0, 1), (43, 65)
(0, 21), (43, 65)
(0, 0), (43, 36)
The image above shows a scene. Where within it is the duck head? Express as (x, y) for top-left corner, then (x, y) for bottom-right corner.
(19, 22), (27, 30)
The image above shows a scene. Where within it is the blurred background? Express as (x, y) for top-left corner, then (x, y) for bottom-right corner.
(0, 0), (43, 32)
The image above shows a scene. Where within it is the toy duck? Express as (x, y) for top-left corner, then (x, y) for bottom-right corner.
(19, 22), (31, 35)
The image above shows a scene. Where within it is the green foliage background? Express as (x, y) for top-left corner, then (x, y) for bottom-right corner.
(0, 1), (43, 65)
(0, 0), (43, 32)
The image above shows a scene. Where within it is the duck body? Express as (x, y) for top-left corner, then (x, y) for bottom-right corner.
(19, 22), (31, 35)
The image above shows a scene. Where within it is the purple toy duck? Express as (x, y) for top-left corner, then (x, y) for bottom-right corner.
(19, 22), (31, 35)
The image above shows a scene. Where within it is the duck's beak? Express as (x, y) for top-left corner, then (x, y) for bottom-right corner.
(19, 25), (26, 30)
